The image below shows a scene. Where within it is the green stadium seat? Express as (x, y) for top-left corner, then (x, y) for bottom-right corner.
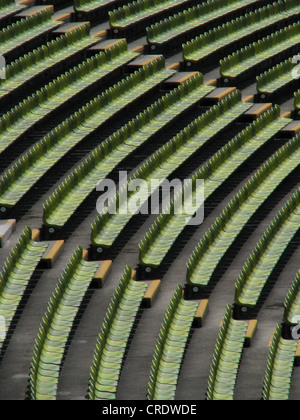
(294, 90), (300, 115)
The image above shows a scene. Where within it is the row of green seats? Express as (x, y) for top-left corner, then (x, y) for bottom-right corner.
(257, 56), (297, 96)
(0, 0), (25, 21)
(109, 0), (191, 29)
(207, 305), (249, 400)
(138, 106), (289, 270)
(146, 0), (258, 47)
(263, 324), (298, 400)
(147, 285), (199, 400)
(0, 10), (61, 60)
(0, 39), (139, 155)
(284, 270), (300, 327)
(88, 265), (148, 400)
(42, 74), (214, 231)
(182, 0), (300, 64)
(186, 134), (300, 289)
(74, 0), (114, 13)
(295, 89), (300, 110)
(29, 247), (100, 400)
(234, 187), (300, 309)
(0, 58), (174, 211)
(0, 25), (99, 102)
(0, 227), (49, 352)
(91, 91), (252, 252)
(220, 22), (300, 80)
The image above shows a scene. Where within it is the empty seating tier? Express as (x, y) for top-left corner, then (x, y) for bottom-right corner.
(147, 285), (199, 400)
(220, 22), (300, 84)
(138, 106), (290, 274)
(1, 0), (300, 403)
(234, 187), (300, 313)
(0, 0), (26, 24)
(0, 39), (138, 156)
(207, 306), (249, 400)
(183, 0), (300, 68)
(91, 90), (251, 256)
(256, 56), (298, 99)
(0, 227), (49, 353)
(0, 25), (100, 106)
(88, 265), (148, 400)
(0, 58), (174, 214)
(263, 324), (298, 400)
(186, 135), (300, 295)
(43, 73), (214, 233)
(0, 10), (63, 63)
(147, 0), (260, 53)
(109, 0), (194, 37)
(29, 247), (100, 400)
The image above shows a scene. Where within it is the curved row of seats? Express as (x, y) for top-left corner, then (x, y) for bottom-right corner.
(0, 0), (25, 23)
(182, 0), (300, 66)
(0, 39), (138, 156)
(74, 0), (115, 15)
(42, 74), (214, 231)
(256, 56), (297, 98)
(109, 0), (192, 33)
(88, 265), (148, 400)
(0, 10), (62, 63)
(90, 91), (251, 254)
(0, 58), (174, 212)
(29, 246), (100, 400)
(220, 22), (300, 83)
(0, 25), (101, 105)
(138, 107), (290, 272)
(0, 227), (48, 352)
(263, 324), (298, 400)
(147, 285), (199, 400)
(146, 0), (259, 51)
(234, 187), (300, 310)
(186, 135), (300, 291)
(207, 305), (248, 400)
